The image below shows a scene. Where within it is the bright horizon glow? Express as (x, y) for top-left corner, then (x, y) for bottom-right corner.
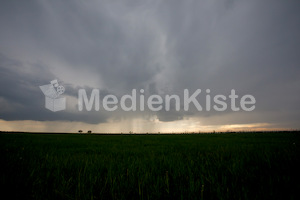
(0, 119), (288, 134)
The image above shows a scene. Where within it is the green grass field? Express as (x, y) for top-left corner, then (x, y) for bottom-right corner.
(0, 132), (299, 200)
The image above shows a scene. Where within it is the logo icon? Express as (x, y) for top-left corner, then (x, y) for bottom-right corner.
(39, 80), (66, 112)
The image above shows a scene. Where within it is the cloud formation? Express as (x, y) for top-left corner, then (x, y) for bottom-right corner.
(1, 0), (300, 131)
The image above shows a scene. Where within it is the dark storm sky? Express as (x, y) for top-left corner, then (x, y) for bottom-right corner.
(1, 0), (300, 131)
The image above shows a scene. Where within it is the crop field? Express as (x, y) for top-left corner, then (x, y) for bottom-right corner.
(0, 132), (299, 200)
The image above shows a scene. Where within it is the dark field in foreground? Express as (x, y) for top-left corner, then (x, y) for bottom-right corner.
(0, 132), (299, 200)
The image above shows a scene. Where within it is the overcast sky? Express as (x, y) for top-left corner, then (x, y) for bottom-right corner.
(1, 0), (300, 133)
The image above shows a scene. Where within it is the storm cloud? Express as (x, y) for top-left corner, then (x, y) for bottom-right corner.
(1, 0), (300, 131)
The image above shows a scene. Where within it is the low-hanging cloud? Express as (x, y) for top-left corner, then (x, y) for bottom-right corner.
(1, 0), (300, 130)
